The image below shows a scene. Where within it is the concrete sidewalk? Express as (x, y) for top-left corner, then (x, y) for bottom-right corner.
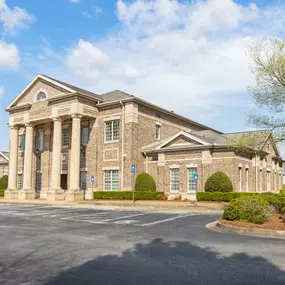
(0, 198), (225, 214)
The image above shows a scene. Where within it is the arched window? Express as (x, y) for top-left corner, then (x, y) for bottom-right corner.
(36, 91), (47, 101)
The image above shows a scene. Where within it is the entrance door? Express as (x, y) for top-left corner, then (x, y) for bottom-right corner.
(61, 174), (68, 190)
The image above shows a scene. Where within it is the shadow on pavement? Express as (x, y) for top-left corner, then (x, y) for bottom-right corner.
(45, 238), (285, 285)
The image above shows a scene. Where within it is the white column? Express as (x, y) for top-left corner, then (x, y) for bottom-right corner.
(51, 118), (62, 191)
(69, 114), (82, 191)
(23, 124), (34, 191)
(8, 126), (19, 190)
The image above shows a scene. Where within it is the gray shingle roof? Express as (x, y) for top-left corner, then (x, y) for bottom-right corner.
(41, 75), (103, 101)
(141, 129), (273, 153)
(100, 90), (134, 102)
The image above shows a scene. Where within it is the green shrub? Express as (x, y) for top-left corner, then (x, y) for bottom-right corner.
(0, 175), (8, 191)
(94, 191), (164, 200)
(135, 172), (156, 192)
(261, 194), (285, 213)
(223, 196), (275, 224)
(205, 172), (233, 193)
(197, 192), (258, 202)
(0, 189), (4, 197)
(280, 185), (285, 194)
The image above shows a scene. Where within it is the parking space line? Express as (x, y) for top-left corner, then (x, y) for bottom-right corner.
(139, 214), (193, 227)
(101, 212), (151, 222)
(60, 211), (108, 220)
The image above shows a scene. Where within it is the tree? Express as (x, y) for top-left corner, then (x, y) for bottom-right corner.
(247, 38), (285, 141)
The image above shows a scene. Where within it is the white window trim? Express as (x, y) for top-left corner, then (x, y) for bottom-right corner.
(245, 168), (249, 192)
(155, 123), (161, 141)
(103, 169), (119, 191)
(187, 167), (198, 193)
(239, 167), (242, 192)
(170, 168), (180, 193)
(104, 120), (120, 143)
(266, 171), (271, 192)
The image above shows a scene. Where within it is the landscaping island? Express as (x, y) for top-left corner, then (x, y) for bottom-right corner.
(210, 193), (285, 238)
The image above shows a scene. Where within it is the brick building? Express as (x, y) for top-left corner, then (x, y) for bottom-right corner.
(0, 152), (9, 178)
(4, 74), (283, 201)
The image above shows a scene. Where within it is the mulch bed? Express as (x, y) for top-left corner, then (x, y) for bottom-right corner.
(220, 214), (285, 231)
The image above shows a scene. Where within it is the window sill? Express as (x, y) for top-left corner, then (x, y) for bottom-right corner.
(104, 140), (119, 144)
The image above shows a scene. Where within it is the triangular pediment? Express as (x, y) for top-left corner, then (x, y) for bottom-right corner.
(155, 131), (211, 150)
(164, 135), (202, 148)
(8, 75), (74, 109)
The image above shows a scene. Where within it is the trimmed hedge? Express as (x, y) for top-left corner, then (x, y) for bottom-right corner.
(197, 192), (259, 202)
(223, 196), (274, 224)
(135, 172), (156, 192)
(205, 172), (233, 193)
(0, 175), (8, 190)
(94, 191), (164, 200)
(0, 175), (8, 196)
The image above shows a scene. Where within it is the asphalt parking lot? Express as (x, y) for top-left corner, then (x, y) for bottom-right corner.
(1, 204), (285, 285)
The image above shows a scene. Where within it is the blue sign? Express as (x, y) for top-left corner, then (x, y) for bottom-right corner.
(91, 175), (95, 183)
(131, 164), (136, 173)
(194, 173), (198, 182)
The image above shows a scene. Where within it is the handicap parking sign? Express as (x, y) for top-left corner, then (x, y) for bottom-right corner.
(194, 173), (198, 181)
(91, 176), (95, 183)
(131, 164), (136, 173)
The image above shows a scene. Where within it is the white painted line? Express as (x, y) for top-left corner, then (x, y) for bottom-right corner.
(61, 211), (108, 220)
(102, 212), (151, 222)
(26, 208), (78, 216)
(139, 214), (192, 227)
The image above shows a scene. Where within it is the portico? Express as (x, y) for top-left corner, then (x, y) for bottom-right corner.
(5, 75), (99, 201)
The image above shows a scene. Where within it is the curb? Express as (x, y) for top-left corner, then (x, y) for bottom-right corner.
(207, 220), (285, 239)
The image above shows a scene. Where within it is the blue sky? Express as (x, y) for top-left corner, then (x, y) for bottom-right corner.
(0, 0), (285, 151)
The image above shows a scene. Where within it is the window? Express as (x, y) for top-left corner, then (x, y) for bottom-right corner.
(239, 167), (242, 192)
(104, 170), (119, 190)
(266, 171), (271, 192)
(17, 174), (23, 189)
(38, 131), (44, 151)
(155, 124), (161, 141)
(36, 91), (46, 101)
(245, 168), (249, 192)
(35, 173), (42, 192)
(170, 168), (180, 192)
(260, 169), (263, 192)
(105, 120), (120, 142)
(19, 135), (25, 152)
(81, 126), (89, 145)
(187, 168), (197, 192)
(80, 171), (87, 191)
(62, 128), (69, 147)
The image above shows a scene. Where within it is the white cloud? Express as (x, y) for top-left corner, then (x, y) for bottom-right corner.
(0, 85), (4, 97)
(66, 39), (109, 78)
(69, 0), (80, 3)
(0, 41), (20, 70)
(0, 0), (36, 33)
(65, 0), (262, 110)
(82, 5), (103, 18)
(30, 0), (285, 131)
